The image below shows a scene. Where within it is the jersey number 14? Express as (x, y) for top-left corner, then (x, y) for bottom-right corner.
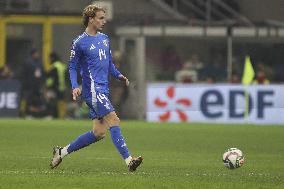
(99, 49), (106, 60)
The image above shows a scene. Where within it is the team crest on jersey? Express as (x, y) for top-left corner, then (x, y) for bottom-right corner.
(103, 40), (108, 47)
(90, 44), (96, 50)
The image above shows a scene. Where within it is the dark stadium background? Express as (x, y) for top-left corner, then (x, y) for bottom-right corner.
(0, 1), (283, 188)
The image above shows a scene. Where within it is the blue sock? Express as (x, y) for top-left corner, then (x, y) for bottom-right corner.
(67, 131), (97, 154)
(109, 126), (130, 159)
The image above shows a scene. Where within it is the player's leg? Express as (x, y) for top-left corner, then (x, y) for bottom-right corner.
(104, 111), (143, 172)
(104, 112), (130, 161)
(62, 118), (106, 155)
(50, 119), (107, 169)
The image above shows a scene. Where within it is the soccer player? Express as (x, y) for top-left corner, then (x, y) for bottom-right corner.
(50, 4), (143, 172)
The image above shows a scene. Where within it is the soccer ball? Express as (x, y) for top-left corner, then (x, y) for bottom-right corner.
(222, 148), (245, 169)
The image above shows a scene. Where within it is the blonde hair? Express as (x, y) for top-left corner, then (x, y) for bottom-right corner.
(82, 4), (105, 27)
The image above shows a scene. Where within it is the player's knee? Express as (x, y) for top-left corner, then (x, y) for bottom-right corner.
(111, 116), (120, 126)
(92, 128), (106, 140)
(104, 112), (120, 126)
(105, 117), (120, 126)
(93, 130), (106, 140)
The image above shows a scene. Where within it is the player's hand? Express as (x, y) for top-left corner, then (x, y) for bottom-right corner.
(72, 88), (81, 101)
(119, 75), (130, 86)
(124, 77), (130, 86)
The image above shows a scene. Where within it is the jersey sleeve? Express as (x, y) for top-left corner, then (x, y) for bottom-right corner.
(109, 49), (122, 79)
(68, 41), (82, 89)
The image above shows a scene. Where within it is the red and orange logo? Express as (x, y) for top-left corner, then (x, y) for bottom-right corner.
(154, 86), (192, 122)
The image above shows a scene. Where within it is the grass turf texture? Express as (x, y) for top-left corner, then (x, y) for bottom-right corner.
(0, 119), (283, 189)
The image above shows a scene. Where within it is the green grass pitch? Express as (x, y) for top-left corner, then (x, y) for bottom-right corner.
(0, 119), (283, 189)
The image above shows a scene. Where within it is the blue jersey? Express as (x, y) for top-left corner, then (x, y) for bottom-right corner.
(69, 32), (121, 99)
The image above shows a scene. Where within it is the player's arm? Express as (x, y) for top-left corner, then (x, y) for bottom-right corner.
(108, 50), (129, 86)
(69, 41), (82, 100)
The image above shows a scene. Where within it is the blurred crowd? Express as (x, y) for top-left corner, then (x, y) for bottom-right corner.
(147, 44), (279, 85)
(1, 49), (68, 119)
(0, 44), (280, 119)
(0, 49), (128, 119)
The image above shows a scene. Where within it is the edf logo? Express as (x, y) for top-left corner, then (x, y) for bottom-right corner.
(200, 89), (274, 119)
